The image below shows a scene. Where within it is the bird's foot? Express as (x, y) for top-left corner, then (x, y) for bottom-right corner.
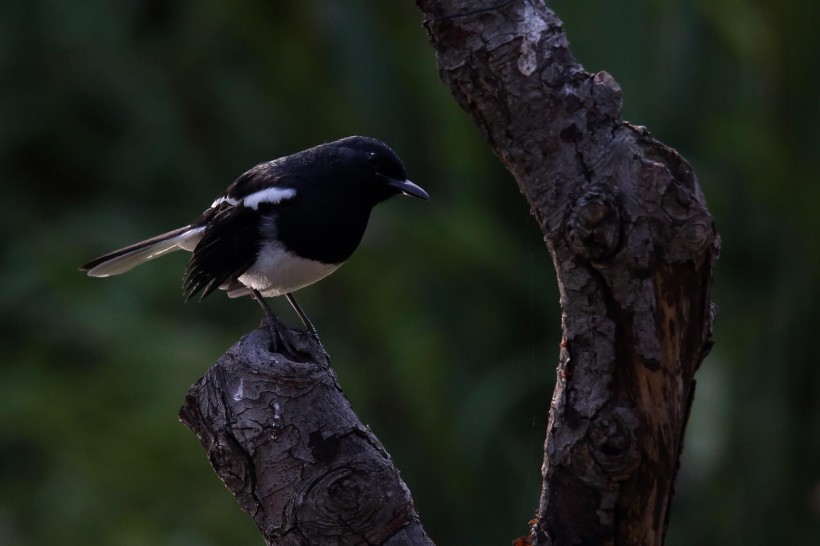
(305, 325), (327, 357)
(260, 313), (326, 361)
(251, 288), (286, 353)
(263, 315), (285, 353)
(284, 292), (327, 357)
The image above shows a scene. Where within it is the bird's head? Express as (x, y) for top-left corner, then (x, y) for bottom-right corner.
(330, 136), (429, 205)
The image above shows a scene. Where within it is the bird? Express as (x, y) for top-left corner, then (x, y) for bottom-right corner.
(80, 135), (429, 350)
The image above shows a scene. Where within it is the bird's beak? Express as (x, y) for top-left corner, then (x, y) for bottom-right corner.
(384, 177), (430, 200)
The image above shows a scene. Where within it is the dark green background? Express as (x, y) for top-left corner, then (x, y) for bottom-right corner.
(2, 1), (818, 545)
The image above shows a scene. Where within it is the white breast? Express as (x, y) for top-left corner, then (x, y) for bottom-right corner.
(237, 240), (340, 297)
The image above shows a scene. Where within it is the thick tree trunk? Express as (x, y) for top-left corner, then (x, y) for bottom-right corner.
(180, 1), (717, 545)
(415, 1), (718, 545)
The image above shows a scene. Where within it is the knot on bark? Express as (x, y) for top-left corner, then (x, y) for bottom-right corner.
(588, 407), (640, 481)
(567, 186), (622, 262)
(288, 454), (415, 545)
(658, 177), (712, 254)
(637, 145), (716, 260)
(591, 71), (623, 119)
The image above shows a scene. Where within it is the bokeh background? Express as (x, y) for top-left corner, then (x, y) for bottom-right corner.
(2, 1), (818, 545)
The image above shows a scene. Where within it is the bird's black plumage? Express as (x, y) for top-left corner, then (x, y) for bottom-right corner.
(182, 202), (260, 300)
(80, 136), (428, 338)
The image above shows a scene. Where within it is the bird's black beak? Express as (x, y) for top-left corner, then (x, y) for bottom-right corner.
(384, 176), (429, 200)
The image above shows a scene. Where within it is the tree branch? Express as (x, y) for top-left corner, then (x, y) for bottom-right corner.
(179, 321), (435, 546)
(416, 0), (718, 544)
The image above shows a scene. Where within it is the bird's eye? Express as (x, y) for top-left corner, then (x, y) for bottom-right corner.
(366, 152), (379, 167)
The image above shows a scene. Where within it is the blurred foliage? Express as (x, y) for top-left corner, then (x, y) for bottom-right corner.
(0, 0), (817, 545)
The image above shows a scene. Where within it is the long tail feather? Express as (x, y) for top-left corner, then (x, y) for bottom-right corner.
(81, 226), (203, 277)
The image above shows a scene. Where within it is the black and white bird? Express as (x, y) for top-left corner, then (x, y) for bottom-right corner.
(81, 136), (428, 347)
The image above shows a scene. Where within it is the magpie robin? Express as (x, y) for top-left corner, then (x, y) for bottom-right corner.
(81, 136), (429, 349)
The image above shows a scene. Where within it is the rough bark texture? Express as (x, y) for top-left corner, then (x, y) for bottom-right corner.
(179, 322), (435, 546)
(416, 1), (718, 545)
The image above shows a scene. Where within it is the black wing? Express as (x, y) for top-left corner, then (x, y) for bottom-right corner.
(182, 203), (261, 300)
(184, 165), (310, 300)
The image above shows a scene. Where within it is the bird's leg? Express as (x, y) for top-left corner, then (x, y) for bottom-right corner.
(285, 292), (323, 348)
(250, 289), (282, 352)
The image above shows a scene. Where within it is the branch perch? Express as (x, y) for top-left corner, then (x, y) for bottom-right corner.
(179, 322), (435, 546)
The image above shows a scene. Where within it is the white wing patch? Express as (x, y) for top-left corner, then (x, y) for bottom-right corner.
(243, 187), (297, 209)
(210, 187), (296, 210)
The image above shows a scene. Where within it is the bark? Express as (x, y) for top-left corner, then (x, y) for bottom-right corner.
(179, 322), (435, 546)
(415, 1), (718, 545)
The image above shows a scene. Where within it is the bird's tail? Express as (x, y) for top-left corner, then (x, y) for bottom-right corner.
(81, 225), (204, 277)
